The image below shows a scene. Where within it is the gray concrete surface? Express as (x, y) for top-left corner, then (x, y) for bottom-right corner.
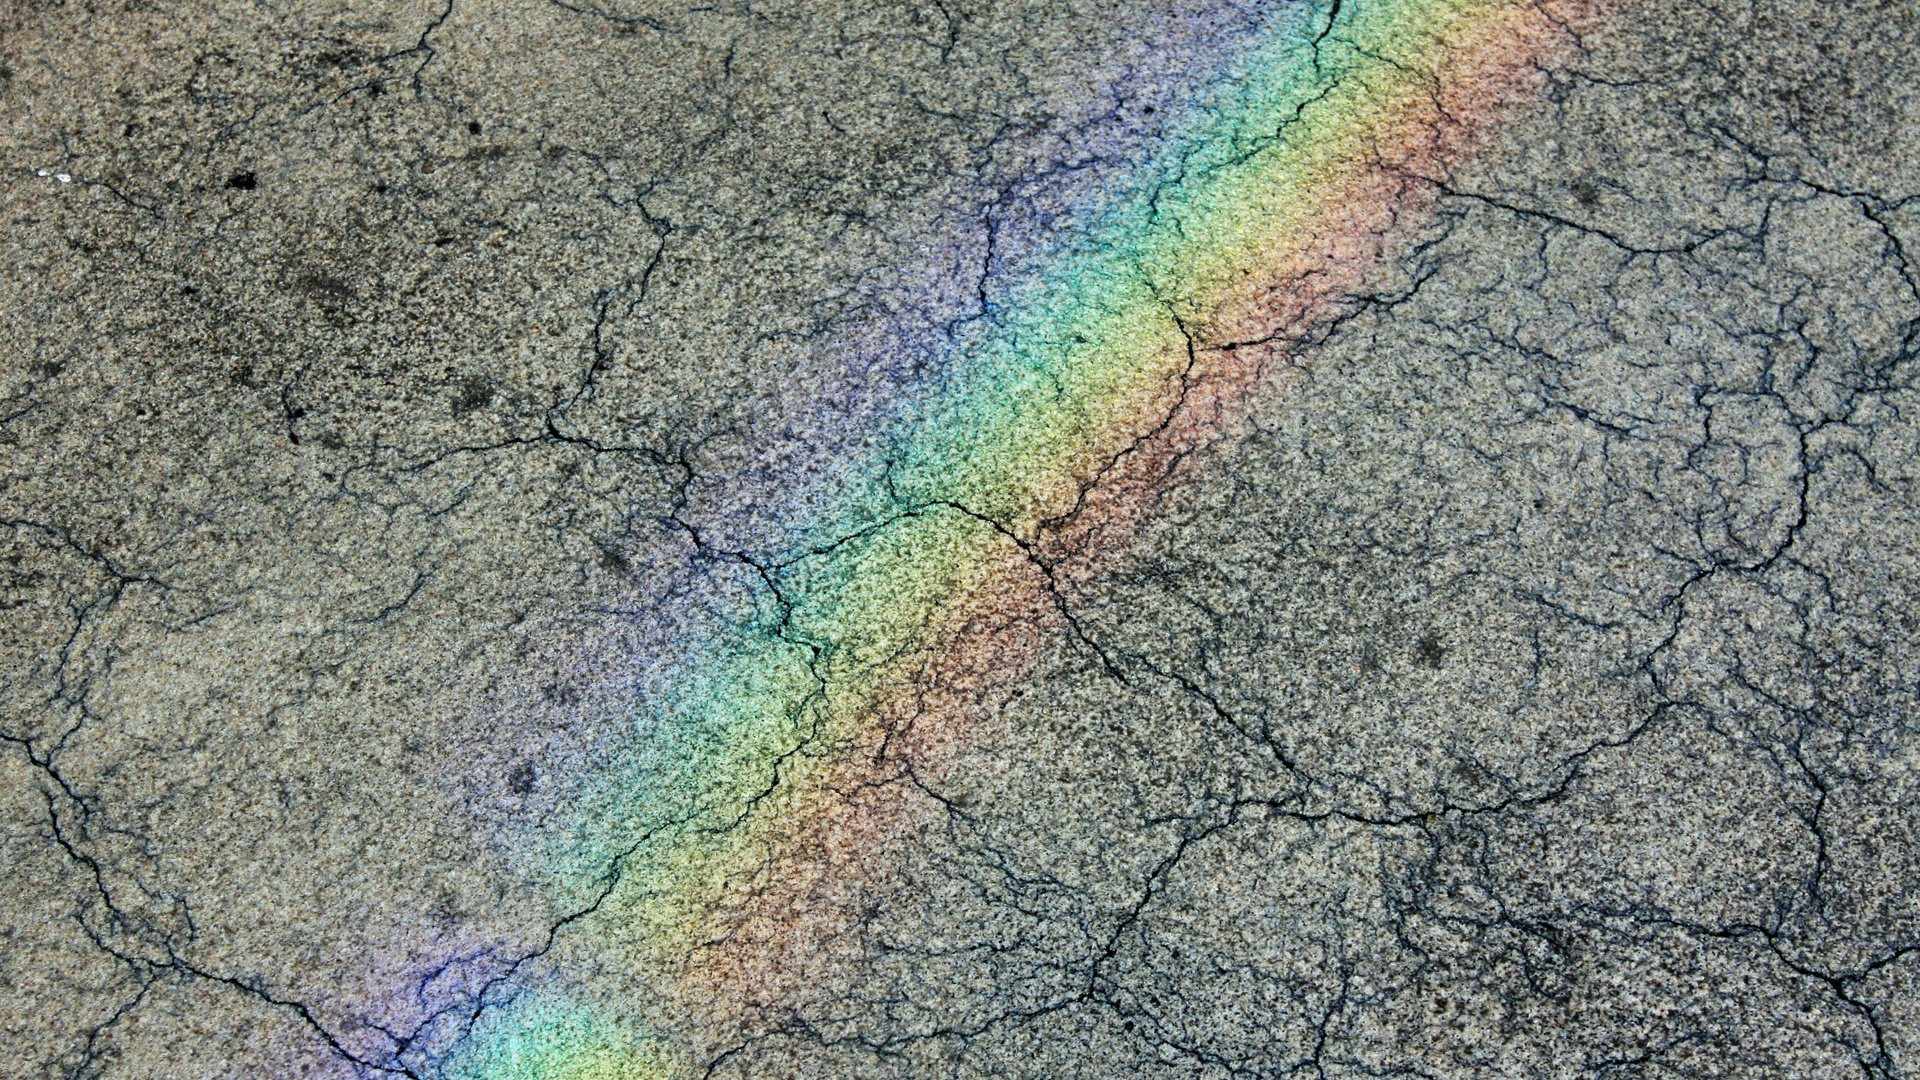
(3, 0), (1917, 1076)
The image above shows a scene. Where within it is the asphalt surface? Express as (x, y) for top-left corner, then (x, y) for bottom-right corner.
(3, 0), (1918, 1076)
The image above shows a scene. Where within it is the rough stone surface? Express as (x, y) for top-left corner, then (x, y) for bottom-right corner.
(2, 0), (1916, 1076)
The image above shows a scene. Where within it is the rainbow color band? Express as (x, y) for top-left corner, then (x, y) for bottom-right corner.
(439, 0), (1597, 1074)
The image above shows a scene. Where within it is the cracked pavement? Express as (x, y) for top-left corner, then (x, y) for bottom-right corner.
(3, 0), (1919, 1076)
